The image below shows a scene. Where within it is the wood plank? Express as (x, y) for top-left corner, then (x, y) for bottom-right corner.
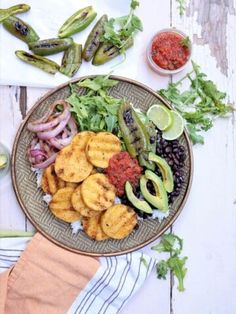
(0, 86), (26, 231)
(171, 1), (236, 313)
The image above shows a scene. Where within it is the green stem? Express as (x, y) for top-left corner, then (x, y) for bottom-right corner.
(0, 230), (35, 238)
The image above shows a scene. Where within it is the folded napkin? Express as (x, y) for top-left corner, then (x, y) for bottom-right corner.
(0, 234), (155, 314)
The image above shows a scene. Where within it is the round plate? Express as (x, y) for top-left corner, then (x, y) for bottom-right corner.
(12, 76), (193, 256)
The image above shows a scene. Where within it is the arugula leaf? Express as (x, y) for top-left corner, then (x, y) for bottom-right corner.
(158, 60), (233, 145)
(152, 233), (187, 292)
(78, 76), (119, 92)
(67, 76), (123, 133)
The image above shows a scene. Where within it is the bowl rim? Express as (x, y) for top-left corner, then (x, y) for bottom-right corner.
(11, 75), (194, 256)
(146, 27), (193, 75)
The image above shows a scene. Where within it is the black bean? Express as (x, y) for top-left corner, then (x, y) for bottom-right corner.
(173, 157), (180, 166)
(168, 160), (174, 167)
(179, 162), (185, 168)
(164, 145), (171, 153)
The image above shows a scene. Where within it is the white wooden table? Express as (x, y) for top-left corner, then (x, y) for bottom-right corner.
(0, 1), (236, 313)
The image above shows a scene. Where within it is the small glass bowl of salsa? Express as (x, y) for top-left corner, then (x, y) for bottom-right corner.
(147, 28), (192, 75)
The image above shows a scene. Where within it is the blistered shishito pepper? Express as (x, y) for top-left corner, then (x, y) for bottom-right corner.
(92, 37), (134, 65)
(58, 6), (97, 38)
(29, 38), (73, 56)
(0, 4), (30, 23)
(3, 16), (39, 44)
(15, 50), (60, 74)
(118, 103), (150, 158)
(60, 43), (82, 77)
(82, 14), (108, 62)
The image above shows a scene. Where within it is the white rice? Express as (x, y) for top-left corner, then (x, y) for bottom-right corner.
(31, 167), (43, 188)
(71, 220), (83, 234)
(152, 209), (170, 221)
(42, 193), (52, 204)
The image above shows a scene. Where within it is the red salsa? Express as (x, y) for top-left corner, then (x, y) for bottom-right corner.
(151, 32), (190, 70)
(106, 151), (142, 196)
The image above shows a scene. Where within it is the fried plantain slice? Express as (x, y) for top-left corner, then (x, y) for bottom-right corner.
(71, 131), (95, 149)
(101, 204), (137, 239)
(71, 186), (99, 217)
(82, 214), (109, 241)
(86, 132), (121, 168)
(81, 173), (116, 211)
(55, 143), (93, 183)
(41, 163), (66, 194)
(49, 187), (81, 222)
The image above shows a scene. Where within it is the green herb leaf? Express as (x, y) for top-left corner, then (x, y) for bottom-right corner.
(181, 36), (191, 48)
(176, 0), (186, 16)
(152, 233), (188, 292)
(67, 76), (123, 133)
(168, 256), (188, 292)
(158, 60), (233, 144)
(101, 0), (143, 51)
(156, 260), (169, 279)
(131, 0), (140, 10)
(152, 233), (183, 256)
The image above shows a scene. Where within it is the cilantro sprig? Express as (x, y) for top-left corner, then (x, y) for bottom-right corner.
(152, 233), (187, 292)
(159, 61), (234, 144)
(101, 0), (143, 54)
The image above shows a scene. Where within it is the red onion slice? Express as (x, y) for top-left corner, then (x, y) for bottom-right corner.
(27, 101), (70, 132)
(33, 153), (57, 169)
(37, 111), (71, 140)
(27, 100), (68, 130)
(48, 117), (78, 149)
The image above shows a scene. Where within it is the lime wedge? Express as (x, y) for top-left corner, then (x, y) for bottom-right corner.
(147, 104), (173, 131)
(162, 111), (185, 140)
(0, 154), (7, 169)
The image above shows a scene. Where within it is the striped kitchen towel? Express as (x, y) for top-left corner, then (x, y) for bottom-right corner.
(0, 233), (155, 314)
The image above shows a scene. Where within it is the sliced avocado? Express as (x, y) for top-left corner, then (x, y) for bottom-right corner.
(0, 154), (7, 169)
(125, 181), (153, 214)
(138, 151), (155, 171)
(149, 152), (174, 193)
(140, 170), (168, 212)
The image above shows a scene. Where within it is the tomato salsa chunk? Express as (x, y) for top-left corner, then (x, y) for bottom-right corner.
(106, 151), (142, 196)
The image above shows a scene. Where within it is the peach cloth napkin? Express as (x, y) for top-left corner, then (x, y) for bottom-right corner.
(0, 233), (155, 314)
(0, 233), (100, 314)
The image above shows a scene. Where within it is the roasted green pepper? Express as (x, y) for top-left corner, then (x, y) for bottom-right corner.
(15, 50), (60, 74)
(0, 4), (30, 23)
(58, 6), (97, 38)
(92, 37), (134, 65)
(29, 38), (73, 56)
(3, 16), (39, 44)
(118, 103), (150, 158)
(60, 43), (82, 77)
(82, 14), (108, 62)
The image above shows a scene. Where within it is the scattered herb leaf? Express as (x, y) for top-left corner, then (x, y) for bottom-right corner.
(176, 0), (186, 17)
(152, 233), (187, 292)
(181, 36), (191, 48)
(159, 60), (234, 144)
(101, 0), (143, 58)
